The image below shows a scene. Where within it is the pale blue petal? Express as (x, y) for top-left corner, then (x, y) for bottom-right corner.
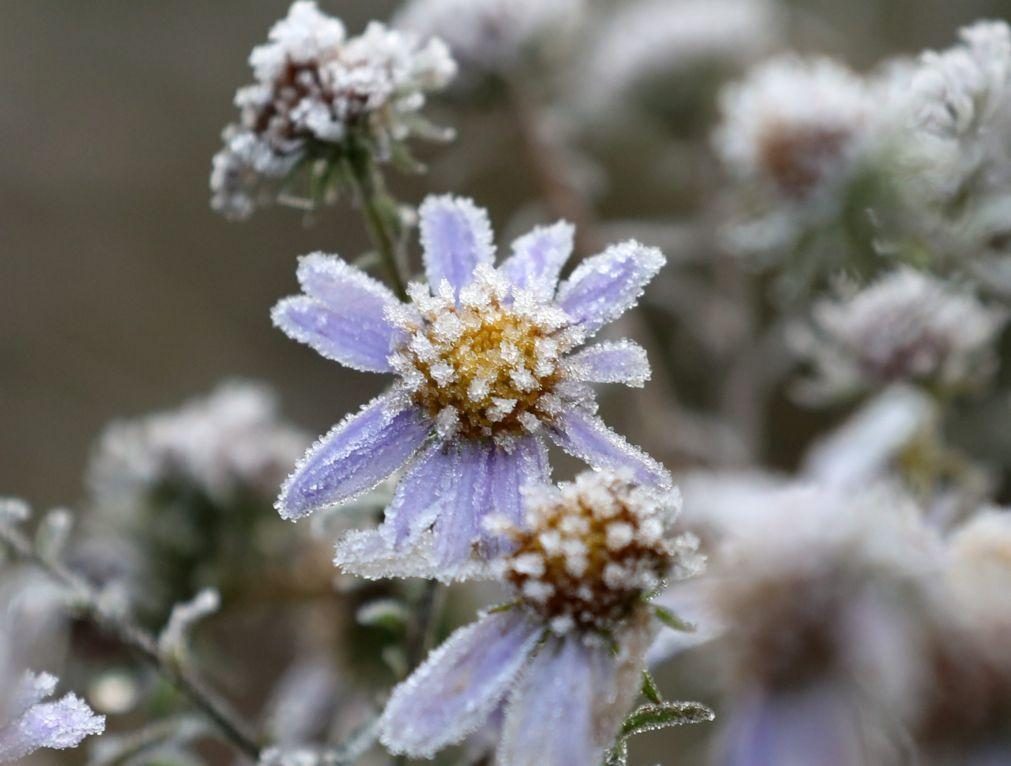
(277, 394), (431, 520)
(499, 637), (623, 766)
(382, 441), (456, 548)
(379, 610), (542, 759)
(419, 195), (495, 294)
(271, 253), (404, 373)
(500, 222), (574, 299)
(718, 687), (867, 766)
(0, 690), (104, 762)
(548, 408), (672, 489)
(564, 340), (651, 387)
(556, 241), (665, 336)
(478, 437), (550, 558)
(432, 441), (494, 569)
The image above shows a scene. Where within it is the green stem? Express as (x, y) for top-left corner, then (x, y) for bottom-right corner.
(0, 524), (263, 763)
(348, 146), (408, 301)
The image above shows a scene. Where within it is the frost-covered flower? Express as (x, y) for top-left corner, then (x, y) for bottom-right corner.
(793, 268), (1006, 400)
(582, 0), (778, 107)
(88, 381), (307, 513)
(273, 194), (669, 579)
(715, 56), (876, 202)
(377, 471), (703, 763)
(905, 510), (1011, 764)
(83, 382), (308, 617)
(684, 483), (941, 765)
(0, 672), (105, 763)
(395, 0), (584, 79)
(900, 20), (1011, 208)
(912, 21), (1011, 143)
(211, 1), (456, 219)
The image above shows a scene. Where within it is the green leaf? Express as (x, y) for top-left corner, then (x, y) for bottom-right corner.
(620, 701), (715, 739)
(603, 740), (628, 766)
(640, 669), (663, 704)
(653, 605), (696, 633)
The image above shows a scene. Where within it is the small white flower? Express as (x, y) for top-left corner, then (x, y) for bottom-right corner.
(793, 268), (1006, 400)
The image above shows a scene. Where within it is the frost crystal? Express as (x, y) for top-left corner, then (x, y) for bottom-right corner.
(273, 195), (669, 579)
(211, 1), (456, 218)
(395, 0), (584, 78)
(715, 55), (876, 201)
(794, 268), (1006, 399)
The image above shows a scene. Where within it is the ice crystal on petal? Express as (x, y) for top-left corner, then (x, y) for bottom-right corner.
(211, 1), (456, 219)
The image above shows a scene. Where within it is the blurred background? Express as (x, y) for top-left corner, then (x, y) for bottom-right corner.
(5, 0), (1011, 508)
(5, 2), (1011, 765)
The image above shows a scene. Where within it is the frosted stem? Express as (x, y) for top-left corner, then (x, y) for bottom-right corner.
(0, 524), (263, 763)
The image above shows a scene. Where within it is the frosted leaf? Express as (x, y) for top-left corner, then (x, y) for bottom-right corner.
(0, 498), (30, 527)
(564, 340), (650, 387)
(378, 610), (542, 757)
(158, 589), (221, 660)
(419, 195), (496, 295)
(556, 241), (665, 337)
(548, 409), (672, 490)
(277, 394), (431, 520)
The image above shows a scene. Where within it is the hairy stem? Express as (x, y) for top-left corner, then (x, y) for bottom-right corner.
(0, 524), (262, 763)
(348, 145), (408, 301)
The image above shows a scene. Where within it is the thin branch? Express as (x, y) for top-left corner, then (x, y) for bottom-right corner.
(0, 524), (263, 763)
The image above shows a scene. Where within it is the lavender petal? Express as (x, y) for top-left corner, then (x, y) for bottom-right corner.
(499, 636), (623, 766)
(271, 253), (404, 373)
(556, 241), (665, 336)
(564, 339), (651, 387)
(382, 441), (457, 548)
(419, 195), (495, 295)
(500, 221), (574, 299)
(277, 394), (431, 520)
(379, 610), (542, 759)
(431, 440), (494, 569)
(549, 408), (672, 489)
(0, 693), (104, 762)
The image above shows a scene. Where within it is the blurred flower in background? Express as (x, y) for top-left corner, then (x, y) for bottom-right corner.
(211, 0), (456, 219)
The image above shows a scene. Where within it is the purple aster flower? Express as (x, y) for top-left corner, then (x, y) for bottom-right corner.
(377, 471), (704, 763)
(272, 194), (670, 578)
(0, 671), (105, 763)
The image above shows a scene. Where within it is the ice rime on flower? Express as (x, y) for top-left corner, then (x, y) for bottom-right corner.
(715, 56), (875, 203)
(376, 471), (702, 764)
(395, 0), (584, 78)
(211, 1), (456, 219)
(793, 268), (1005, 400)
(272, 194), (670, 579)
